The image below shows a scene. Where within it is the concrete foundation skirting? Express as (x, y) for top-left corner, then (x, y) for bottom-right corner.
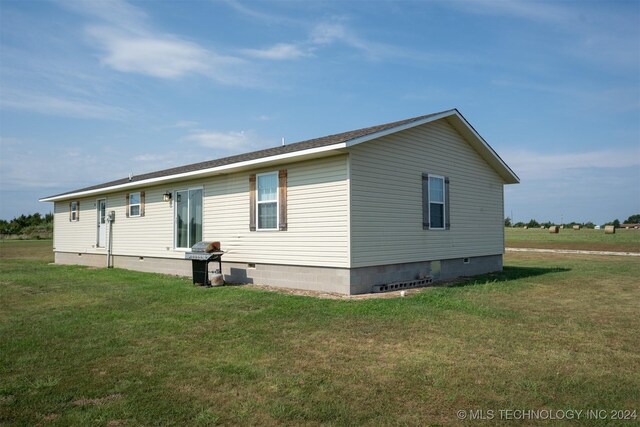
(54, 252), (503, 295)
(222, 261), (350, 294)
(54, 252), (192, 276)
(349, 254), (503, 294)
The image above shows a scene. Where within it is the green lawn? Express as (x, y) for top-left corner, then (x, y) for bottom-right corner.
(1, 240), (639, 426)
(505, 227), (640, 253)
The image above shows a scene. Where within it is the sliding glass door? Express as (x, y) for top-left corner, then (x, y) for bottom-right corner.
(175, 188), (202, 249)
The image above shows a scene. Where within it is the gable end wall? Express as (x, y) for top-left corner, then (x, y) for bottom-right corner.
(349, 119), (505, 268)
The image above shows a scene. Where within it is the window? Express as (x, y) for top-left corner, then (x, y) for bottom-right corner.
(257, 172), (278, 230)
(422, 173), (450, 230)
(126, 191), (145, 218)
(129, 192), (141, 217)
(69, 201), (79, 221)
(249, 170), (287, 231)
(175, 188), (202, 249)
(429, 176), (445, 229)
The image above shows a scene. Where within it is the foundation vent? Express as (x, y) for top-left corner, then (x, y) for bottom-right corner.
(372, 277), (433, 293)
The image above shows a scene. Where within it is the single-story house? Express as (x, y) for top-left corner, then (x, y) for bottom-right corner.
(40, 109), (519, 295)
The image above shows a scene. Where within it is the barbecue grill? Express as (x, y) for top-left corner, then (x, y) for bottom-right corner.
(185, 241), (223, 286)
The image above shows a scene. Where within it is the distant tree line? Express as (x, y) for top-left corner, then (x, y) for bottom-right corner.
(0, 213), (53, 239)
(505, 214), (640, 229)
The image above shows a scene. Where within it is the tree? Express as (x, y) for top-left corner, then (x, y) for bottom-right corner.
(625, 214), (640, 224)
(527, 219), (539, 228)
(504, 217), (512, 227)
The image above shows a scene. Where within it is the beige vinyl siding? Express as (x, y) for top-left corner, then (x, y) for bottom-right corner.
(349, 119), (505, 268)
(53, 198), (98, 253)
(53, 189), (177, 258)
(203, 155), (349, 267)
(53, 154), (349, 268)
(109, 188), (175, 258)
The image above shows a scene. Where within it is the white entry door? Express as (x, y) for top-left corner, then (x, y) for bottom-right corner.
(97, 199), (106, 247)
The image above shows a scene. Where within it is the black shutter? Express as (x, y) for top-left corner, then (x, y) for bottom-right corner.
(445, 177), (450, 230)
(278, 170), (288, 231)
(69, 201), (72, 222)
(249, 175), (256, 231)
(140, 191), (145, 217)
(422, 173), (429, 229)
(125, 193), (130, 218)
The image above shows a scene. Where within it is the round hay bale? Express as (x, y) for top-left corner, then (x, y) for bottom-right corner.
(604, 225), (615, 234)
(549, 226), (559, 234)
(523, 226), (528, 229)
(572, 225), (580, 230)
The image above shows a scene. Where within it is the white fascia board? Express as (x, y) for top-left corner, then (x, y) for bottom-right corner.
(343, 110), (456, 148)
(344, 109), (520, 184)
(39, 142), (347, 202)
(449, 111), (520, 184)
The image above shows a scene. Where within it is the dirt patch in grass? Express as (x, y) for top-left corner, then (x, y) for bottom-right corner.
(246, 283), (427, 299)
(72, 394), (123, 406)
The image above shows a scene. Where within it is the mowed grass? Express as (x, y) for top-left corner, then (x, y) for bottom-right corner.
(1, 241), (639, 426)
(506, 227), (640, 253)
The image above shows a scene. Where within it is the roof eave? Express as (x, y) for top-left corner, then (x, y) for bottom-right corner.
(39, 142), (348, 202)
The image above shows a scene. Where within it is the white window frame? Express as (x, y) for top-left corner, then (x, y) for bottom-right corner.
(129, 192), (141, 217)
(256, 171), (279, 231)
(174, 186), (204, 250)
(70, 201), (79, 222)
(428, 174), (446, 230)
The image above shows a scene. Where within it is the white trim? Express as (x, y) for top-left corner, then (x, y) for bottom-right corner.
(96, 198), (106, 248)
(128, 192), (141, 217)
(174, 186), (204, 249)
(256, 171), (279, 231)
(40, 143), (346, 202)
(428, 174), (446, 231)
(70, 200), (79, 222)
(344, 110), (455, 149)
(346, 154), (352, 269)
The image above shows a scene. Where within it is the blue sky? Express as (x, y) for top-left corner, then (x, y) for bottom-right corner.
(1, 0), (639, 224)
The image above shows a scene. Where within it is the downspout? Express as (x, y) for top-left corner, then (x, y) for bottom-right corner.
(106, 211), (114, 268)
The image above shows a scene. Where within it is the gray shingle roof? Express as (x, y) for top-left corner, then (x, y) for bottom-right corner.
(43, 110), (454, 199)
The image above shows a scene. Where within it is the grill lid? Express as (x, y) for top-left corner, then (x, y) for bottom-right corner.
(190, 241), (220, 253)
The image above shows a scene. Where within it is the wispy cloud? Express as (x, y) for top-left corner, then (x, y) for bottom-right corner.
(449, 0), (639, 70)
(87, 26), (219, 79)
(181, 129), (261, 152)
(220, 0), (302, 26)
(450, 0), (572, 25)
(173, 120), (199, 128)
(55, 0), (148, 30)
(503, 148), (640, 181)
(242, 43), (310, 60)
(0, 90), (126, 119)
(492, 79), (640, 114)
(0, 140), (100, 189)
(60, 0), (251, 83)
